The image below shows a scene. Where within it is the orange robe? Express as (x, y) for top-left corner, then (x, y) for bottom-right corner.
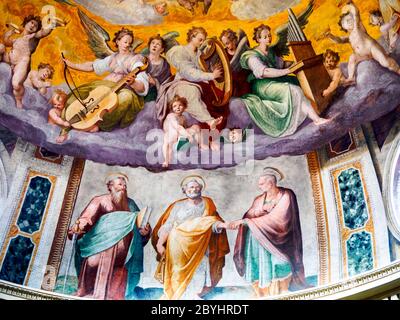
(152, 197), (230, 299)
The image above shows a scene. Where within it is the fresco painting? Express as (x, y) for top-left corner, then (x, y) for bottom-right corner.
(0, 0), (399, 300)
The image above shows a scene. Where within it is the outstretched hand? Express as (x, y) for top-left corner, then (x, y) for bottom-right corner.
(139, 223), (151, 236)
(156, 242), (165, 256)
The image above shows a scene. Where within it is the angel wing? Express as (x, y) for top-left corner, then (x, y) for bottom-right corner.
(230, 29), (250, 72)
(54, 0), (76, 6)
(271, 0), (315, 57)
(78, 9), (115, 59)
(78, 9), (144, 59)
(140, 31), (180, 55)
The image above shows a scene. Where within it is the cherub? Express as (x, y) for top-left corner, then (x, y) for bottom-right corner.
(370, 9), (400, 53)
(24, 62), (55, 96)
(177, 0), (212, 15)
(162, 95), (206, 168)
(325, 0), (400, 86)
(153, 2), (169, 16)
(47, 90), (72, 143)
(2, 15), (62, 108)
(376, 0), (400, 52)
(322, 49), (345, 97)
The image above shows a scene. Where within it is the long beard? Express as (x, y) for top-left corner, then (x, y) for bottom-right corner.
(186, 190), (201, 199)
(111, 189), (128, 209)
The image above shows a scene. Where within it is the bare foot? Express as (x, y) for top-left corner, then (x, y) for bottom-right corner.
(210, 140), (220, 151)
(56, 134), (68, 144)
(207, 117), (223, 130)
(162, 161), (169, 168)
(199, 143), (209, 150)
(313, 117), (331, 126)
(15, 99), (23, 109)
(342, 78), (356, 87)
(89, 125), (99, 133)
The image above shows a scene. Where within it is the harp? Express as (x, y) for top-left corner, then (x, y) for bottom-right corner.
(287, 8), (332, 114)
(198, 38), (233, 107)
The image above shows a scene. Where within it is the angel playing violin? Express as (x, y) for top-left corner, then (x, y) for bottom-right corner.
(58, 10), (149, 143)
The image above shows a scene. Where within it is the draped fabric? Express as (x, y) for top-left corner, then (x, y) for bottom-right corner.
(233, 188), (308, 290)
(73, 199), (145, 300)
(152, 197), (230, 299)
(240, 49), (306, 137)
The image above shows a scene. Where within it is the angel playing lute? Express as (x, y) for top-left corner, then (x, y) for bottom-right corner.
(57, 9), (150, 143)
(239, 0), (331, 139)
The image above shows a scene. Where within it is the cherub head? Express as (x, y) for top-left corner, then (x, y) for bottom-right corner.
(253, 24), (272, 46)
(50, 89), (68, 110)
(186, 26), (208, 48)
(22, 15), (42, 34)
(228, 128), (243, 143)
(168, 95), (188, 115)
(38, 62), (55, 80)
(220, 29), (238, 53)
(338, 12), (354, 32)
(153, 2), (168, 16)
(323, 49), (340, 70)
(113, 28), (134, 53)
(369, 9), (384, 27)
(148, 34), (167, 56)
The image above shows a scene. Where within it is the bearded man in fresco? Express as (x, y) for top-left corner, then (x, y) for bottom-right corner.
(152, 176), (230, 299)
(68, 173), (151, 300)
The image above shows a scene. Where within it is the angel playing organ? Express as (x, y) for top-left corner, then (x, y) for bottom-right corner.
(239, 2), (330, 139)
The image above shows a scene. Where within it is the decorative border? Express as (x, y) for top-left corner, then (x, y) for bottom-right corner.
(41, 158), (85, 291)
(331, 161), (377, 278)
(324, 129), (361, 165)
(382, 133), (400, 241)
(0, 170), (57, 285)
(326, 131), (356, 159)
(34, 147), (63, 165)
(306, 151), (331, 285)
(2, 260), (400, 300)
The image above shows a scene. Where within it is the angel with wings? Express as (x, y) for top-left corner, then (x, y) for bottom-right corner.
(140, 33), (179, 102)
(219, 28), (251, 97)
(58, 10), (149, 142)
(239, 1), (330, 138)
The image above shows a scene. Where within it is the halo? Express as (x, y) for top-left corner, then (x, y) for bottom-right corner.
(180, 175), (206, 190)
(262, 167), (284, 182)
(104, 172), (129, 184)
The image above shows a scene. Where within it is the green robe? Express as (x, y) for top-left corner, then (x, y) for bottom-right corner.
(63, 80), (144, 133)
(243, 227), (292, 288)
(240, 48), (300, 137)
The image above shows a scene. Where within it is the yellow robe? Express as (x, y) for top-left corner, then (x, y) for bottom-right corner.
(152, 197), (230, 300)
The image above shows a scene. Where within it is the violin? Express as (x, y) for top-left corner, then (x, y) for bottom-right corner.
(64, 57), (149, 131)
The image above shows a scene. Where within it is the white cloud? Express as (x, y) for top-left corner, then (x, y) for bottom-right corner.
(74, 0), (164, 26)
(230, 0), (301, 20)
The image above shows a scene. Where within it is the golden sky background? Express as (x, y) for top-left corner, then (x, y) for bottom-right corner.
(0, 0), (381, 85)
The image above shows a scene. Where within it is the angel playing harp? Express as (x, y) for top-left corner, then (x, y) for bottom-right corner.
(219, 28), (252, 97)
(239, 1), (330, 139)
(57, 9), (150, 143)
